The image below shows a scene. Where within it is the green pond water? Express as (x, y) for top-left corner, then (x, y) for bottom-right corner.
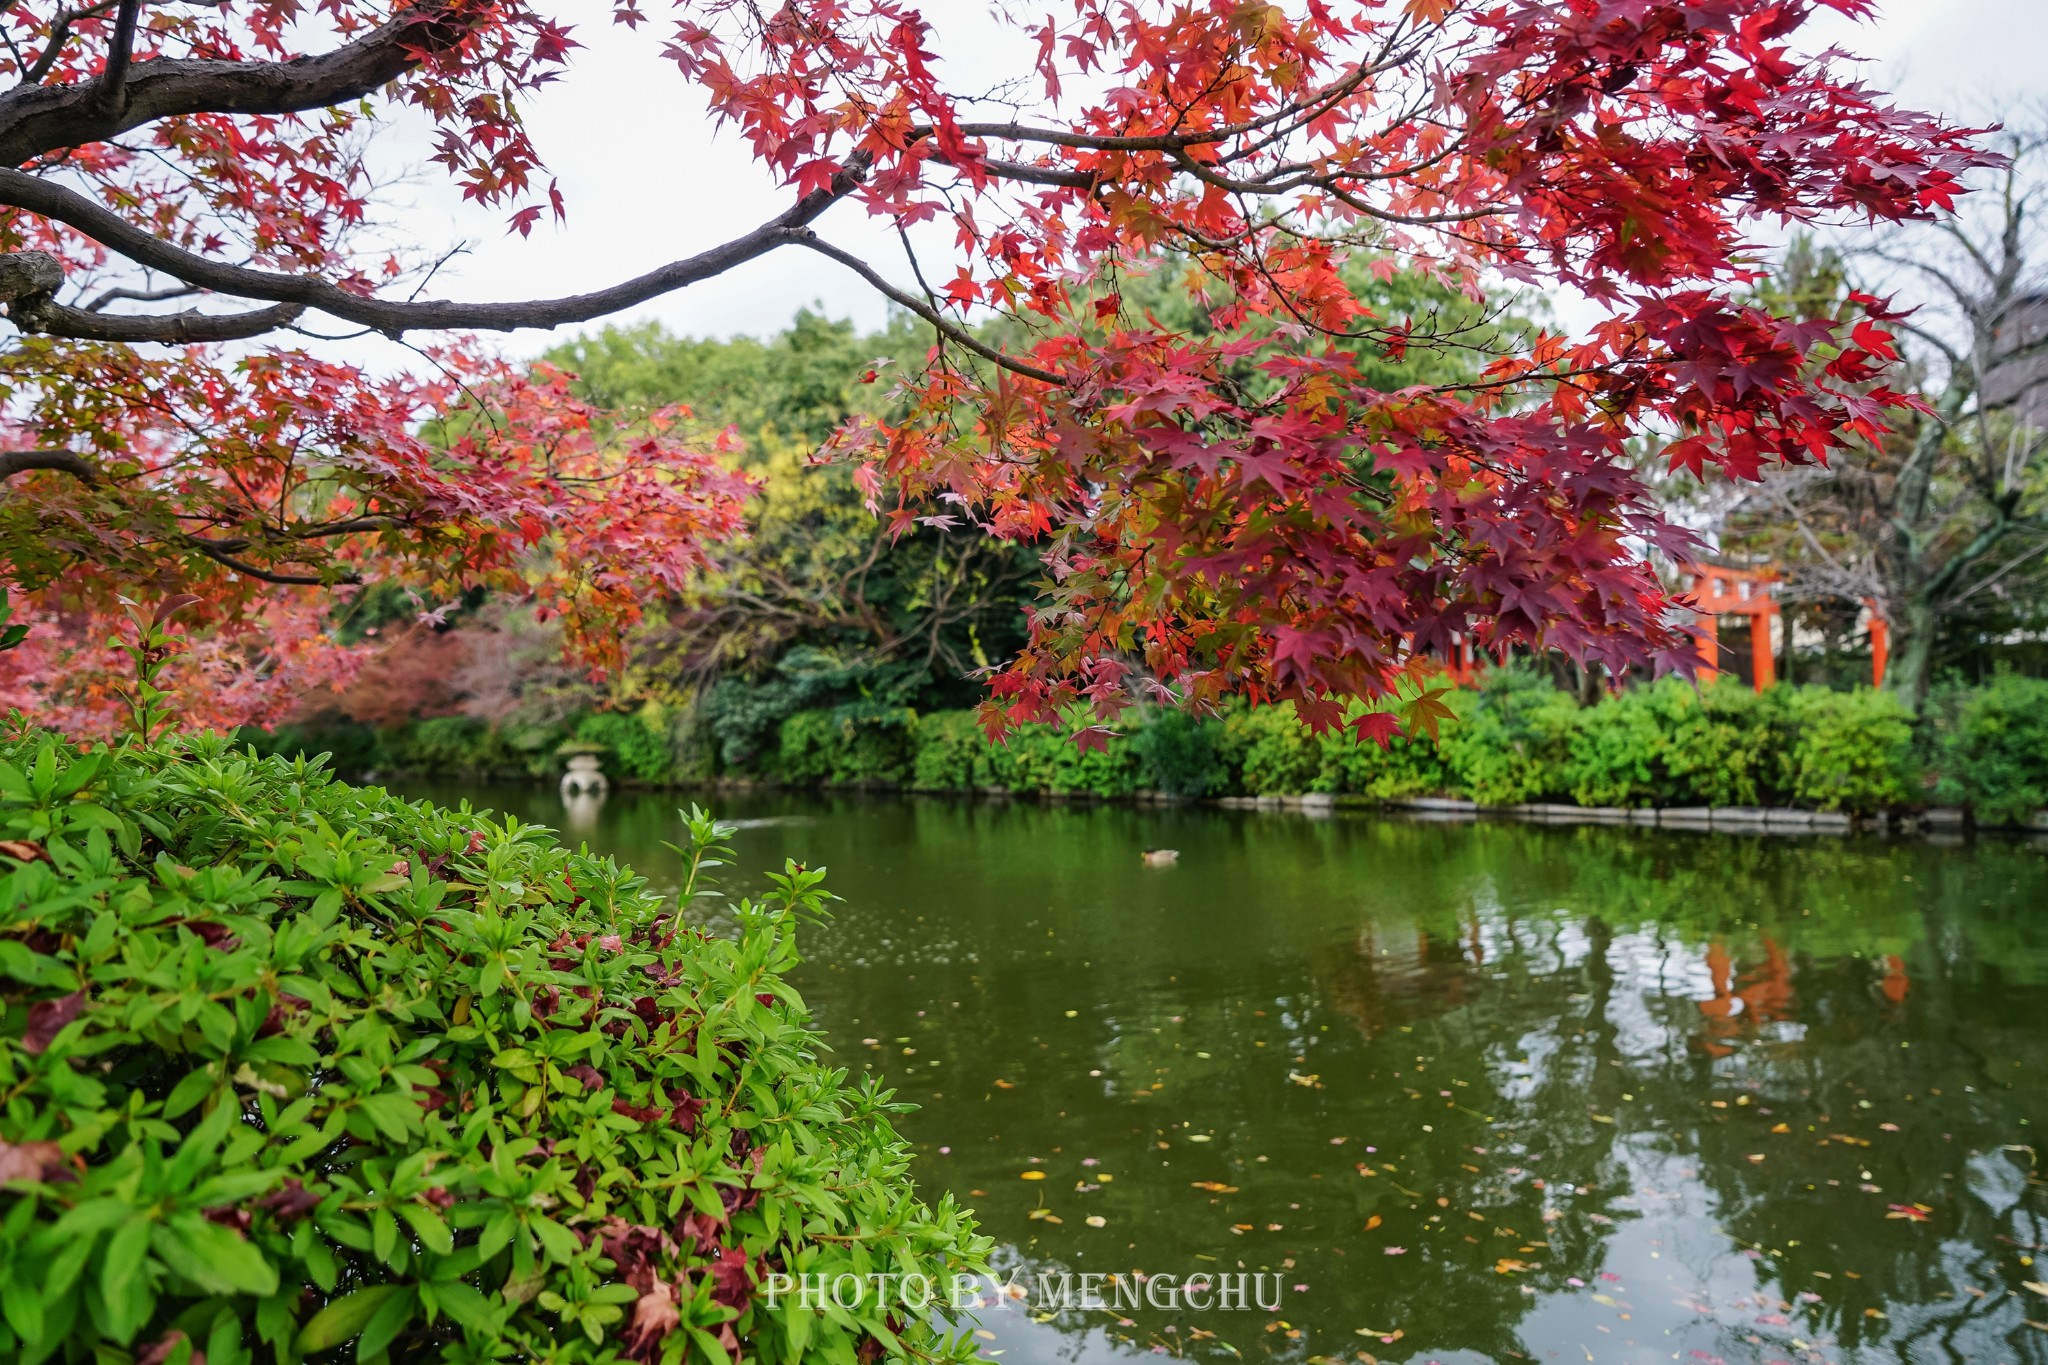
(390, 781), (2048, 1365)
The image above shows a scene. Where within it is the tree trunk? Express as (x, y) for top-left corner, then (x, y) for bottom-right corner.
(1882, 594), (1940, 710)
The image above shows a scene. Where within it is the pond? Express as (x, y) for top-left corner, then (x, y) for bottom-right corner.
(389, 780), (2048, 1365)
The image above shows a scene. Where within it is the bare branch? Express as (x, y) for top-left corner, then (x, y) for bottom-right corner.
(81, 280), (196, 311)
(793, 232), (1068, 387)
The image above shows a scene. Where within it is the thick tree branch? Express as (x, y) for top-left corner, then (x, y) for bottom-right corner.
(0, 159), (870, 336)
(0, 447), (97, 481)
(0, 2), (472, 164)
(10, 293), (303, 341)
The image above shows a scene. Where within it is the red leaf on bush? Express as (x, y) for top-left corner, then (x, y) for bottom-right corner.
(254, 1177), (322, 1222)
(0, 1139), (67, 1183)
(622, 1272), (680, 1362)
(679, 1208), (724, 1257)
(204, 1205), (252, 1232)
(23, 992), (85, 1054)
(136, 1332), (200, 1365)
(710, 1246), (752, 1310)
(668, 1088), (705, 1134)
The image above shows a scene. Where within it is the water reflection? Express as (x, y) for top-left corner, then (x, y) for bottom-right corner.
(558, 785), (607, 835)
(387, 782), (2048, 1365)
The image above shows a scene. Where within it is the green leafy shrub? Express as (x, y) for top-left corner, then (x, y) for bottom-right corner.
(1220, 704), (1320, 796)
(1932, 673), (2048, 824)
(909, 711), (990, 792)
(1781, 687), (1915, 813)
(1561, 685), (1666, 807)
(1130, 710), (1227, 798)
(576, 709), (675, 783)
(1315, 703), (1455, 800)
(1042, 728), (1144, 798)
(0, 731), (984, 1364)
(1439, 670), (1579, 805)
(773, 705), (917, 786)
(1655, 680), (1794, 808)
(1562, 679), (1794, 808)
(380, 716), (526, 779)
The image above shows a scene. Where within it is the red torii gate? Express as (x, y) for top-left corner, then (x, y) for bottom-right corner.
(1429, 564), (1890, 691)
(1679, 562), (1889, 691)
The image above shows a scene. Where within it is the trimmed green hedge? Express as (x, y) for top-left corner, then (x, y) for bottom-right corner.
(246, 671), (2048, 820)
(1931, 674), (2048, 825)
(756, 676), (1920, 815)
(0, 730), (983, 1364)
(832, 676), (1921, 815)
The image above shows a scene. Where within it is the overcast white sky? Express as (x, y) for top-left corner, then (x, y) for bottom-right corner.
(374, 0), (2048, 355)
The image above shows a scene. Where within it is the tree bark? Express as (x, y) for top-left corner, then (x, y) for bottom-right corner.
(1882, 594), (1941, 709)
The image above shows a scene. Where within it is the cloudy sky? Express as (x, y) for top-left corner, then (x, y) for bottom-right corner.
(376, 0), (2048, 354)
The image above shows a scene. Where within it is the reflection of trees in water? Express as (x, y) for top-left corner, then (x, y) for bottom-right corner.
(1301, 834), (2048, 1365)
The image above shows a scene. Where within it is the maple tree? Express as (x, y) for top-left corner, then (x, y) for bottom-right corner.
(1720, 136), (2048, 706)
(0, 0), (1989, 740)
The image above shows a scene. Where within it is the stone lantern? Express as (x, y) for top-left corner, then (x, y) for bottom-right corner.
(560, 751), (608, 797)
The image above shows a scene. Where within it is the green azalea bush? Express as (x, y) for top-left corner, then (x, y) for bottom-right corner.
(1930, 673), (2048, 825)
(0, 728), (985, 1365)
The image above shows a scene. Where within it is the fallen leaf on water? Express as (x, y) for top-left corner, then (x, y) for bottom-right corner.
(1085, 1215), (1107, 1228)
(1187, 1134), (1213, 1143)
(1020, 1171), (1047, 1181)
(1770, 1123), (1790, 1134)
(1495, 1259), (1530, 1274)
(2022, 1281), (2048, 1297)
(1384, 1247), (1407, 1256)
(1747, 1154), (1766, 1164)
(1365, 1215), (1382, 1231)
(1288, 1071), (1322, 1088)
(1885, 1204), (1933, 1222)
(994, 1080), (1015, 1090)
(1191, 1181), (1239, 1193)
